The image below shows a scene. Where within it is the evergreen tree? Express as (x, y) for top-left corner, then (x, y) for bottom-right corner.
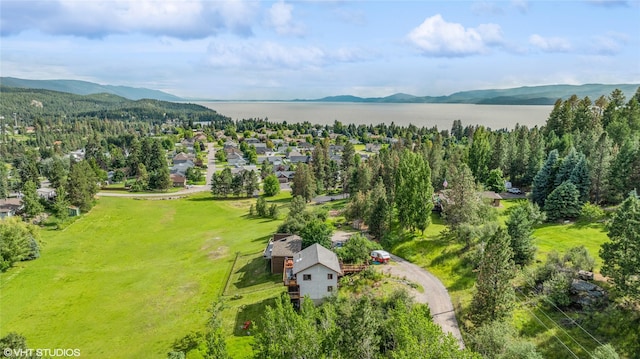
(231, 173), (244, 197)
(568, 156), (591, 203)
(291, 163), (316, 202)
(211, 167), (233, 198)
(442, 163), (481, 228)
(243, 170), (259, 197)
(341, 141), (356, 193)
(531, 149), (559, 208)
(606, 138), (640, 204)
(0, 163), (8, 198)
(506, 202), (544, 266)
(590, 132), (612, 204)
(22, 180), (44, 219)
(255, 197), (267, 217)
(544, 181), (581, 221)
(489, 132), (508, 174)
(67, 160), (99, 212)
(600, 193), (640, 300)
(367, 180), (390, 239)
(48, 156), (68, 190)
(469, 227), (516, 326)
(554, 147), (580, 187)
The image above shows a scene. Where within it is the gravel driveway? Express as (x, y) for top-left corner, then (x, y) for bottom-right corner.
(379, 254), (465, 349)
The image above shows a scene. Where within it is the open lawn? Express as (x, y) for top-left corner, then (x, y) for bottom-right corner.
(0, 193), (283, 358)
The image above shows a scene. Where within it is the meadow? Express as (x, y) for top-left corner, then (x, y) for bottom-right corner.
(0, 193), (285, 358)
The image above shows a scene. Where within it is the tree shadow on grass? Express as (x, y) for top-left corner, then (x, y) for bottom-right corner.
(233, 296), (279, 337)
(232, 255), (282, 290)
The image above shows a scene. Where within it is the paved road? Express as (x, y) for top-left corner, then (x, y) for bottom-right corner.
(380, 254), (465, 349)
(98, 143), (217, 198)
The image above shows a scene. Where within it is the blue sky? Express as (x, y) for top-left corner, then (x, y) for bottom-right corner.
(1, 0), (639, 99)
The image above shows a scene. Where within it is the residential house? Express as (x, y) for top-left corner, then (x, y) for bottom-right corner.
(170, 160), (195, 176)
(227, 153), (247, 166)
(36, 188), (56, 200)
(223, 140), (238, 149)
(0, 198), (23, 218)
(264, 234), (302, 274)
(297, 141), (314, 152)
(288, 151), (309, 164)
(253, 143), (269, 155)
(284, 243), (342, 305)
(365, 143), (382, 153)
(224, 147), (243, 157)
(481, 191), (503, 207)
(275, 171), (295, 183)
(170, 173), (187, 187)
(244, 138), (261, 145)
(173, 152), (193, 164)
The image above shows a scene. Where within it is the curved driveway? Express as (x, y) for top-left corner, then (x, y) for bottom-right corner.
(381, 254), (465, 349)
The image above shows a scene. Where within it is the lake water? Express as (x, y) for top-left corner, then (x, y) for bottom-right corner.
(198, 102), (553, 130)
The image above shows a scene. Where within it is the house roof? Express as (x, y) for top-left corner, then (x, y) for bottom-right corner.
(292, 243), (342, 275)
(170, 173), (186, 182)
(173, 152), (190, 161)
(0, 198), (23, 213)
(481, 191), (503, 200)
(270, 235), (303, 258)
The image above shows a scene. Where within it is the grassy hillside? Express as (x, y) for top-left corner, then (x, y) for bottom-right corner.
(0, 194), (284, 358)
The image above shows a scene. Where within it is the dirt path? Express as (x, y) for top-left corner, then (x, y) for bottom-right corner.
(379, 254), (465, 349)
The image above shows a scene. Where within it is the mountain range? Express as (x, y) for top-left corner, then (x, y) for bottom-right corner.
(1, 77), (637, 105)
(0, 77), (183, 101)
(302, 84), (639, 105)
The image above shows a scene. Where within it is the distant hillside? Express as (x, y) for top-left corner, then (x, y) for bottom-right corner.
(0, 86), (226, 122)
(0, 77), (183, 101)
(302, 84), (640, 105)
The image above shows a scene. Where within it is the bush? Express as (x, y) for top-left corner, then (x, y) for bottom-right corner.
(335, 234), (381, 264)
(263, 174), (280, 197)
(579, 202), (605, 222)
(543, 271), (572, 307)
(563, 245), (595, 272)
(268, 204), (279, 219)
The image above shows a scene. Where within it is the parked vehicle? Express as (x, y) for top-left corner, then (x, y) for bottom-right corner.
(370, 250), (391, 264)
(507, 187), (522, 194)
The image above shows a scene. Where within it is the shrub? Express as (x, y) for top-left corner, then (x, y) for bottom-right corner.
(579, 202), (605, 222)
(543, 271), (572, 307)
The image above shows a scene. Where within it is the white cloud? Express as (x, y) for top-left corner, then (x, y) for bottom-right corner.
(1, 0), (258, 38)
(267, 0), (304, 36)
(407, 14), (503, 57)
(591, 32), (628, 55)
(529, 34), (571, 52)
(511, 0), (530, 13)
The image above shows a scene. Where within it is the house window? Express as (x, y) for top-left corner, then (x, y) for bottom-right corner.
(327, 286), (334, 292)
(327, 273), (333, 280)
(303, 274), (312, 281)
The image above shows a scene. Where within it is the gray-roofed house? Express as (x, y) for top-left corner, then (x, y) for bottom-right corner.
(264, 234), (303, 274)
(170, 160), (195, 176)
(284, 243), (342, 304)
(0, 198), (23, 219)
(173, 152), (192, 164)
(288, 151), (309, 164)
(227, 153), (247, 166)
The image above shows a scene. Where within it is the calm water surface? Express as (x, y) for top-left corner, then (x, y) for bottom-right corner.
(199, 102), (553, 130)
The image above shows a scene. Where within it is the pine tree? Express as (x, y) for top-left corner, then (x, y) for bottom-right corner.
(531, 149), (559, 208)
(0, 163), (8, 198)
(590, 132), (612, 204)
(291, 163), (316, 202)
(22, 180), (44, 219)
(367, 180), (390, 239)
(600, 193), (640, 300)
(485, 168), (506, 193)
(506, 202), (544, 266)
(544, 181), (581, 221)
(568, 156), (591, 203)
(469, 227), (516, 326)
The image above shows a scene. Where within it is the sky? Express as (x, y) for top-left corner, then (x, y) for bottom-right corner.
(1, 0), (639, 100)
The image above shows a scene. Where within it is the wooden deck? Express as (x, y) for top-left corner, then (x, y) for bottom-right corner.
(340, 263), (369, 275)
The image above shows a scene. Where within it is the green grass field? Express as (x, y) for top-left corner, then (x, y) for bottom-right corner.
(0, 193), (283, 358)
